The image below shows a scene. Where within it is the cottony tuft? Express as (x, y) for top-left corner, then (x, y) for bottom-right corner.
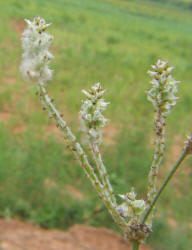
(20, 17), (53, 83)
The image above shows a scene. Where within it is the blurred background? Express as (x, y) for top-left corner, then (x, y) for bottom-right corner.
(0, 0), (192, 249)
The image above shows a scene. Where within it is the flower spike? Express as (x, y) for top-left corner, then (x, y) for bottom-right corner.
(20, 17), (53, 83)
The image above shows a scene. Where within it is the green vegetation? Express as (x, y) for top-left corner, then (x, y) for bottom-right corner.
(0, 0), (191, 249)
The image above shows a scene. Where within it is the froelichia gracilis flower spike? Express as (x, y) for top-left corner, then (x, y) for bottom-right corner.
(20, 16), (53, 83)
(79, 83), (109, 144)
(147, 59), (179, 116)
(147, 60), (180, 208)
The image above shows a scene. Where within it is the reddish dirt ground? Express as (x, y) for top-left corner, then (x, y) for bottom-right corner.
(0, 219), (150, 250)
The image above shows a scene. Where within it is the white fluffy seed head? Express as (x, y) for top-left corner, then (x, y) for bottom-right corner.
(20, 16), (53, 84)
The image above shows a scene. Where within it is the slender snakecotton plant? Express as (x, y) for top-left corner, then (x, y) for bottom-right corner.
(20, 17), (192, 250)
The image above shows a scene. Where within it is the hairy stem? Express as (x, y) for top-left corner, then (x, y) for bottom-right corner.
(147, 109), (166, 225)
(142, 149), (187, 224)
(90, 143), (117, 206)
(147, 111), (165, 203)
(132, 241), (140, 250)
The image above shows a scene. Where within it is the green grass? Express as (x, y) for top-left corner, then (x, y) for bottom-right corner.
(0, 0), (192, 249)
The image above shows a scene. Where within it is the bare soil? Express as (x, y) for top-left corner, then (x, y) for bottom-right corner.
(10, 19), (26, 35)
(0, 219), (150, 250)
